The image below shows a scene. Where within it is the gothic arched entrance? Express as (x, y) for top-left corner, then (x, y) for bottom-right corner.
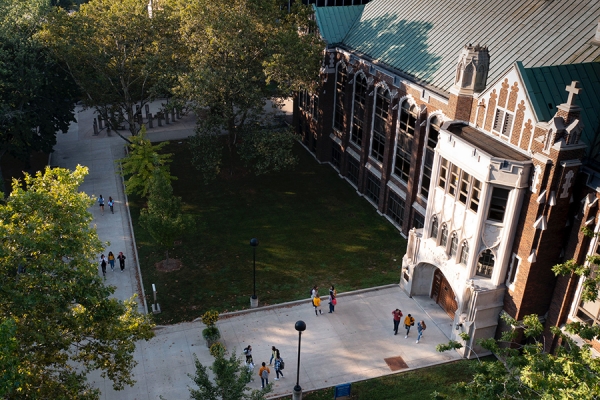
(431, 269), (458, 319)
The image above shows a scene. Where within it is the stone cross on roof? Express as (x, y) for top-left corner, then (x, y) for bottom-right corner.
(565, 81), (582, 108)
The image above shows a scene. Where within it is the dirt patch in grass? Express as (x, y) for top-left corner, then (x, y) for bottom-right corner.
(155, 259), (183, 272)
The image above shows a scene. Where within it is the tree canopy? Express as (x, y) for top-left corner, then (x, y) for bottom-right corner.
(0, 166), (154, 399)
(139, 169), (194, 263)
(42, 0), (179, 137)
(0, 0), (77, 192)
(119, 127), (176, 197)
(173, 0), (323, 180)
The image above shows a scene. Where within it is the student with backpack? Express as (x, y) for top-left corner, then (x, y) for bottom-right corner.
(274, 351), (284, 380)
(404, 314), (415, 338)
(243, 345), (253, 366)
(258, 362), (270, 389)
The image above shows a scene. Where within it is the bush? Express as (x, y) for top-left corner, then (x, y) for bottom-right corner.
(202, 326), (220, 342)
(209, 342), (226, 357)
(201, 310), (219, 327)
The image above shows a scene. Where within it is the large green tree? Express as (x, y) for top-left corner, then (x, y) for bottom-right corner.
(0, 0), (78, 193)
(173, 0), (323, 180)
(0, 166), (154, 399)
(42, 0), (180, 138)
(139, 169), (194, 265)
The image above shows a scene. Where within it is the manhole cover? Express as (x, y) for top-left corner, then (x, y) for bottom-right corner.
(384, 356), (408, 371)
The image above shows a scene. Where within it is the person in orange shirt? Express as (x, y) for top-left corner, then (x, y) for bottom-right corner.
(258, 362), (270, 389)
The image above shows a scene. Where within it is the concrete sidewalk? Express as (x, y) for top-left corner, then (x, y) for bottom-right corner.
(50, 101), (461, 399)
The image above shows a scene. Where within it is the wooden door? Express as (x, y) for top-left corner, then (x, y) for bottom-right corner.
(431, 269), (458, 319)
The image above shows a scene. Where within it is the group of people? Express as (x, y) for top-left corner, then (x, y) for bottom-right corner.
(99, 251), (126, 277)
(97, 194), (115, 215)
(311, 285), (337, 315)
(243, 345), (285, 389)
(392, 308), (427, 343)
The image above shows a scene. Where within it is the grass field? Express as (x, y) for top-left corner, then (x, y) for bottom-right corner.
(130, 141), (407, 324)
(298, 356), (497, 400)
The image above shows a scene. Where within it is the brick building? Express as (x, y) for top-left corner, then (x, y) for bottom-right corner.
(294, 0), (600, 356)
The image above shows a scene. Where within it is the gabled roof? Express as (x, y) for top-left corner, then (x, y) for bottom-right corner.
(518, 61), (600, 166)
(313, 5), (365, 45)
(315, 0), (600, 92)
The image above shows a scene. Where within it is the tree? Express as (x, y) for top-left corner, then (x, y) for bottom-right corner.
(0, 0), (78, 194)
(173, 0), (323, 180)
(189, 348), (270, 400)
(139, 169), (194, 265)
(119, 127), (176, 197)
(437, 244), (600, 399)
(0, 166), (155, 399)
(42, 0), (180, 138)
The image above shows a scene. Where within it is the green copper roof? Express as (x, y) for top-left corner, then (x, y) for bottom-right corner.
(313, 5), (365, 45)
(315, 0), (600, 92)
(518, 61), (600, 165)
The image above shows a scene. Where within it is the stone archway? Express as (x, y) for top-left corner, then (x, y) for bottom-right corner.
(431, 268), (458, 319)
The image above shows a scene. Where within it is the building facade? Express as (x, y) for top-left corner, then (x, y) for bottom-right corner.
(296, 0), (600, 356)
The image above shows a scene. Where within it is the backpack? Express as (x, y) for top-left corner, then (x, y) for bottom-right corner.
(243, 348), (249, 355)
(261, 369), (268, 379)
(310, 288), (314, 296)
(101, 260), (106, 268)
(280, 360), (285, 370)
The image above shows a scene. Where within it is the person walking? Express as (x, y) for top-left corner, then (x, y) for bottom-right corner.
(269, 346), (278, 365)
(99, 254), (107, 277)
(416, 320), (427, 343)
(117, 252), (126, 272)
(98, 195), (104, 215)
(392, 309), (403, 335)
(107, 251), (115, 271)
(311, 285), (318, 299)
(404, 313), (415, 338)
(328, 287), (336, 313)
(108, 196), (114, 214)
(243, 345), (253, 366)
(274, 351), (284, 380)
(312, 295), (322, 316)
(258, 362), (270, 389)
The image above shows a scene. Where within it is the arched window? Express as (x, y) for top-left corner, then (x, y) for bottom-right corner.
(476, 249), (495, 278)
(449, 233), (458, 257)
(440, 224), (448, 247)
(371, 87), (390, 162)
(394, 101), (417, 182)
(430, 217), (439, 239)
(420, 116), (441, 198)
(333, 64), (347, 132)
(460, 241), (469, 265)
(351, 74), (367, 146)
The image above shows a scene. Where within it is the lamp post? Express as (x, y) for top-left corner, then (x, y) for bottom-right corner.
(292, 320), (306, 400)
(250, 238), (259, 308)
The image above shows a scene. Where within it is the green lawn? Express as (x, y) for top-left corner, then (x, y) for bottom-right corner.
(299, 356), (497, 400)
(130, 142), (406, 324)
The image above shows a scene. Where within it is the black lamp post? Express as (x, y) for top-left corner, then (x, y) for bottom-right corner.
(292, 320), (306, 400)
(250, 238), (259, 307)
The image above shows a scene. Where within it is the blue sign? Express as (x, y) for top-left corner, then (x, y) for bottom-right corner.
(334, 383), (351, 398)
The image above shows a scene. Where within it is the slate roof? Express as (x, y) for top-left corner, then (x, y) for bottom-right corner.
(518, 61), (600, 166)
(314, 5), (365, 45)
(315, 0), (600, 92)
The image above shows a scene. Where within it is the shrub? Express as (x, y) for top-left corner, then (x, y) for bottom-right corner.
(201, 310), (219, 327)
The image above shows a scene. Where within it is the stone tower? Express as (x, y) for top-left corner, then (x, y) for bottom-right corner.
(453, 44), (490, 95)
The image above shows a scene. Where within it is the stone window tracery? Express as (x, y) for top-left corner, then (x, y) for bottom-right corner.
(394, 100), (417, 182)
(476, 249), (495, 278)
(351, 74), (367, 146)
(371, 87), (390, 162)
(333, 63), (347, 132)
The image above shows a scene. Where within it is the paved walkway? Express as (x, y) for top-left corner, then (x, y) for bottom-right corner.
(50, 102), (461, 399)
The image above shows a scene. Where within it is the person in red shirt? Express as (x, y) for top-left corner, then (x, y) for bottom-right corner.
(392, 309), (403, 335)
